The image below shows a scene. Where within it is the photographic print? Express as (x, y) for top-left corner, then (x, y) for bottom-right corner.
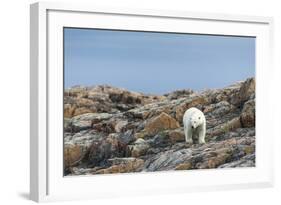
(63, 28), (255, 176)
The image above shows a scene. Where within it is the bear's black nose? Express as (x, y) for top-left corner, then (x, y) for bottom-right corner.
(191, 125), (194, 129)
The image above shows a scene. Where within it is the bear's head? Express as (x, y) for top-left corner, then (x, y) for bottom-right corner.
(190, 113), (203, 129)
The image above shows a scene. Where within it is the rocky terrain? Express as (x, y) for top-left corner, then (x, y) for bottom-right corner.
(64, 78), (255, 176)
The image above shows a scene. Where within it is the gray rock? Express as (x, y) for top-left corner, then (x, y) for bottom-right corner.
(218, 154), (255, 168)
(119, 130), (136, 144)
(70, 113), (112, 132)
(240, 99), (255, 128)
(144, 149), (192, 171)
(64, 78), (256, 176)
(65, 130), (103, 147)
(128, 138), (150, 157)
(93, 157), (145, 174)
(85, 133), (127, 167)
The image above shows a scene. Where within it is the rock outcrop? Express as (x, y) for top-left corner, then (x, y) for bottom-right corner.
(64, 78), (255, 176)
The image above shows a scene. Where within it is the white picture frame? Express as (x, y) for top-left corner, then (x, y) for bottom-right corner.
(30, 2), (274, 202)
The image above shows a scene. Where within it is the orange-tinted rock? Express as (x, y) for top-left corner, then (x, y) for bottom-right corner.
(73, 107), (93, 116)
(128, 138), (150, 157)
(166, 129), (185, 143)
(94, 158), (144, 174)
(240, 99), (255, 128)
(230, 78), (255, 106)
(175, 162), (192, 170)
(64, 104), (76, 118)
(144, 112), (180, 136)
(64, 144), (82, 168)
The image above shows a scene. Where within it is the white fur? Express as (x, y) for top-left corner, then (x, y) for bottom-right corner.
(183, 107), (206, 144)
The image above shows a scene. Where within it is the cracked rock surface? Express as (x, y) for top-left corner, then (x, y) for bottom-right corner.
(64, 78), (255, 176)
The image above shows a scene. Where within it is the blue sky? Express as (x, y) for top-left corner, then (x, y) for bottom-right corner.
(64, 28), (255, 94)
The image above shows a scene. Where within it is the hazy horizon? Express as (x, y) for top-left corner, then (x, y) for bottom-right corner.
(64, 28), (255, 94)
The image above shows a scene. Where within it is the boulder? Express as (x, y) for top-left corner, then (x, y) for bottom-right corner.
(73, 107), (94, 117)
(64, 131), (104, 172)
(65, 130), (102, 147)
(166, 128), (185, 143)
(175, 162), (193, 170)
(144, 112), (180, 136)
(148, 134), (170, 148)
(86, 133), (125, 167)
(70, 113), (112, 132)
(230, 78), (255, 106)
(64, 104), (76, 118)
(64, 118), (72, 132)
(164, 89), (194, 100)
(114, 120), (128, 133)
(144, 148), (192, 171)
(118, 130), (136, 145)
(64, 144), (83, 168)
(240, 99), (255, 127)
(144, 128), (185, 147)
(109, 91), (142, 104)
(207, 117), (242, 138)
(203, 101), (234, 116)
(218, 154), (255, 168)
(128, 138), (150, 157)
(94, 158), (144, 174)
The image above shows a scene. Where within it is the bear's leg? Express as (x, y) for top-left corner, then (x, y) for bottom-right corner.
(185, 126), (193, 144)
(198, 126), (206, 144)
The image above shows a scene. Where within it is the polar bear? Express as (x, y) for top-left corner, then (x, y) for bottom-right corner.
(183, 107), (206, 144)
